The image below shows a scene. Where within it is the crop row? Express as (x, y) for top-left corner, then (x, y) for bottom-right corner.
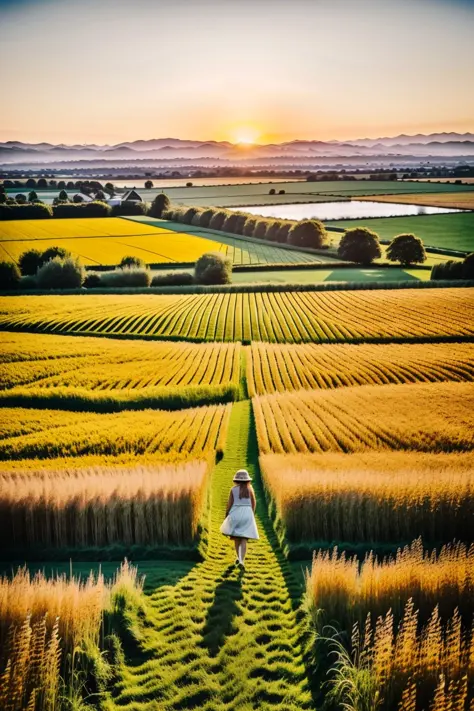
(1, 288), (472, 343)
(0, 403), (231, 460)
(247, 341), (474, 395)
(253, 381), (474, 455)
(0, 332), (241, 409)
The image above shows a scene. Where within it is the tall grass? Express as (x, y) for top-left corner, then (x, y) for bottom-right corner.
(305, 538), (474, 633)
(0, 561), (143, 711)
(324, 600), (474, 711)
(0, 461), (209, 548)
(260, 452), (474, 544)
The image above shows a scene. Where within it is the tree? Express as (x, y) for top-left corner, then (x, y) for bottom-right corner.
(288, 219), (327, 249)
(58, 190), (68, 201)
(145, 180), (154, 189)
(195, 252), (232, 284)
(66, 181), (75, 189)
(36, 256), (85, 290)
(73, 194), (84, 203)
(28, 190), (38, 202)
(209, 211), (228, 231)
(462, 252), (474, 280)
(254, 220), (268, 240)
(41, 246), (70, 263)
(105, 182), (115, 194)
(269, 188), (276, 195)
(198, 208), (215, 228)
(95, 190), (106, 201)
(15, 194), (27, 204)
(0, 261), (21, 290)
(186, 182), (193, 187)
(37, 178), (47, 188)
(26, 178), (37, 188)
(19, 249), (43, 275)
(49, 180), (57, 187)
(119, 256), (146, 268)
(277, 221), (293, 243)
(266, 221), (283, 242)
(223, 213), (241, 233)
(58, 181), (66, 189)
(338, 227), (382, 264)
(386, 233), (426, 266)
(148, 193), (170, 218)
(243, 218), (257, 237)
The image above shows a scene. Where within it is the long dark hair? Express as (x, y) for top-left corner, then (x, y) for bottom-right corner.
(237, 481), (251, 499)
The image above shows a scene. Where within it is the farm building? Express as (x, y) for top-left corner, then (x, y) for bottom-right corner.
(121, 189), (143, 202)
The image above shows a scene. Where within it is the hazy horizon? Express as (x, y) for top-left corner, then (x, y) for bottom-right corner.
(1, 0), (474, 145)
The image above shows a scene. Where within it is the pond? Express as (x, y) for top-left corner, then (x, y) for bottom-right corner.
(237, 200), (465, 221)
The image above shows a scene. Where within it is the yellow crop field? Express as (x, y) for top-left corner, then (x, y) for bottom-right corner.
(247, 341), (474, 396)
(0, 332), (240, 409)
(361, 191), (474, 210)
(0, 460), (209, 547)
(0, 403), (231, 461)
(0, 561), (142, 711)
(1, 288), (472, 343)
(260, 451), (474, 544)
(0, 217), (227, 265)
(253, 381), (474, 454)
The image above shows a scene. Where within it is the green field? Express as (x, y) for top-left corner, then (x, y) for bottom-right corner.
(326, 211), (474, 253)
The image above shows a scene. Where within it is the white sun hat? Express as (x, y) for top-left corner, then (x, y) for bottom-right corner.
(233, 469), (252, 482)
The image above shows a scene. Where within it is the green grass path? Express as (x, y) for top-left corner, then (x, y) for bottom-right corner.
(104, 400), (312, 710)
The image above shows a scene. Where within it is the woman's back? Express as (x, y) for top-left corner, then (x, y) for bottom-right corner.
(232, 485), (252, 506)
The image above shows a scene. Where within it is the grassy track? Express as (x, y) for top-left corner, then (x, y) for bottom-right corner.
(105, 400), (312, 711)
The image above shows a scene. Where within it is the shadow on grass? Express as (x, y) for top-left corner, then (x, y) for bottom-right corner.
(201, 564), (243, 656)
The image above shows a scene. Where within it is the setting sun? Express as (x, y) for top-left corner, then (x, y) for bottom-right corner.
(233, 127), (260, 145)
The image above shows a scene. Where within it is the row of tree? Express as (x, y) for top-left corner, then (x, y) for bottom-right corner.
(162, 204), (427, 266)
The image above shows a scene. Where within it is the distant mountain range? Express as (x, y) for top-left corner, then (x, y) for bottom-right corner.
(1, 133), (474, 168)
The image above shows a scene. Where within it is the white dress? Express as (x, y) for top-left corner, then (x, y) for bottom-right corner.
(220, 485), (259, 540)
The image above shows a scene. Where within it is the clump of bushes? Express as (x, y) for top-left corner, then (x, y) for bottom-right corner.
(52, 201), (111, 219)
(0, 203), (53, 220)
(0, 261), (21, 290)
(111, 201), (148, 216)
(338, 227), (382, 264)
(148, 193), (171, 218)
(100, 267), (152, 288)
(195, 252), (232, 285)
(36, 257), (85, 290)
(288, 219), (327, 249)
(209, 211), (228, 231)
(386, 233), (426, 266)
(431, 252), (474, 281)
(18, 246), (71, 276)
(119, 256), (146, 268)
(151, 271), (194, 287)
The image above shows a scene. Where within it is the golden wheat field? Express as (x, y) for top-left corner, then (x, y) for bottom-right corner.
(0, 332), (241, 408)
(253, 381), (474, 455)
(0, 404), (231, 460)
(260, 452), (474, 544)
(247, 341), (474, 396)
(0, 460), (209, 547)
(0, 561), (143, 711)
(0, 288), (472, 342)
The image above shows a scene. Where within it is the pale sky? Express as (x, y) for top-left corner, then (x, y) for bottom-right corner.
(1, 0), (473, 144)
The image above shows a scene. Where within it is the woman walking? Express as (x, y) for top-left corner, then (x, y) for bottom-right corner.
(220, 469), (259, 570)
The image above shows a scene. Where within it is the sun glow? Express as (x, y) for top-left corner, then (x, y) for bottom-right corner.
(233, 127), (260, 145)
